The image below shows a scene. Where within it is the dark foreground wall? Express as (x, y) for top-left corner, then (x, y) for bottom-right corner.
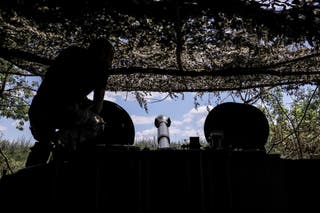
(0, 148), (319, 212)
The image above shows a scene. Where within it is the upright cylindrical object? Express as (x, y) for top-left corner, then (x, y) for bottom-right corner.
(154, 115), (171, 149)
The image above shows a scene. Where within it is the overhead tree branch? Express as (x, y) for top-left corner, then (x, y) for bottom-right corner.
(0, 47), (52, 66)
(107, 80), (315, 92)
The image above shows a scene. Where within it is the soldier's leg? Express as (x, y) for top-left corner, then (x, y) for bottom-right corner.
(25, 127), (54, 167)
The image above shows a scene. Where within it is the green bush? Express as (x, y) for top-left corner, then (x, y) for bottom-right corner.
(0, 137), (31, 177)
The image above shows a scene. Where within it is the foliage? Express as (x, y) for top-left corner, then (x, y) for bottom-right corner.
(1, 0), (320, 93)
(0, 58), (38, 130)
(0, 137), (31, 177)
(134, 139), (158, 150)
(134, 139), (186, 150)
(260, 85), (320, 159)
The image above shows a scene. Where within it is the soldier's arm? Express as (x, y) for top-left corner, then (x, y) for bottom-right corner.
(92, 87), (105, 114)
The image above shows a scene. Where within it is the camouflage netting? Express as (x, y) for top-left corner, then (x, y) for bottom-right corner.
(1, 0), (320, 92)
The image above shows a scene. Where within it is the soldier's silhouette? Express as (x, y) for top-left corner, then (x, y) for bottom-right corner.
(26, 39), (114, 167)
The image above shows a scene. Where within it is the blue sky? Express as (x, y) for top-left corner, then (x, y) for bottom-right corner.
(0, 91), (232, 144)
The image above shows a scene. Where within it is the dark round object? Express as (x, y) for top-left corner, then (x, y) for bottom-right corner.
(99, 100), (135, 145)
(204, 102), (269, 150)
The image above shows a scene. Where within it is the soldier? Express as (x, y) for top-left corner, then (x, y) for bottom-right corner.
(26, 39), (114, 167)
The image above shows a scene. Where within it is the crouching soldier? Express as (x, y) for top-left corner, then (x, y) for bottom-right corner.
(26, 39), (114, 167)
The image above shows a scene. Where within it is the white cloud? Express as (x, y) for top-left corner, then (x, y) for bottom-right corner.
(197, 117), (207, 128)
(0, 125), (7, 131)
(131, 115), (155, 125)
(135, 127), (157, 141)
(87, 91), (132, 102)
(170, 126), (205, 141)
(185, 105), (212, 118)
(165, 105), (213, 142)
(174, 105), (213, 127)
(103, 93), (117, 102)
(173, 120), (184, 126)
